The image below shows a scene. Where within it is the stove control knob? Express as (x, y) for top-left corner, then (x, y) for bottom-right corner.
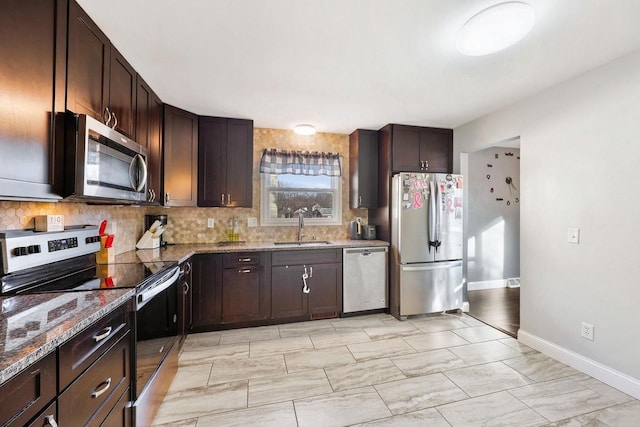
(13, 246), (28, 256)
(28, 245), (41, 254)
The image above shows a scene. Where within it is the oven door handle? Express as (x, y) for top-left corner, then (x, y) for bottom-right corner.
(137, 267), (180, 310)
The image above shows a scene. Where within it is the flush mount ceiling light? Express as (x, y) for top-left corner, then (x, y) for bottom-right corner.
(294, 124), (316, 135)
(456, 1), (535, 56)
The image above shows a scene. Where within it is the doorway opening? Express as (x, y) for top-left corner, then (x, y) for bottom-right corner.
(461, 138), (520, 336)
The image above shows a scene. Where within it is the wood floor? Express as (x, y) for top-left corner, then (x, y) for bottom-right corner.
(467, 287), (520, 337)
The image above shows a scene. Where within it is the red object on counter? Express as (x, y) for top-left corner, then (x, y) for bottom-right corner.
(99, 220), (107, 236)
(105, 234), (114, 249)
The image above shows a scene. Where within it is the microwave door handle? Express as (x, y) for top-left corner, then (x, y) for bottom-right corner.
(136, 154), (148, 192)
(129, 154), (148, 192)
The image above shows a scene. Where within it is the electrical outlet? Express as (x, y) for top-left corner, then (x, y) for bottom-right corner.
(247, 217), (258, 227)
(568, 228), (580, 244)
(581, 322), (594, 341)
(207, 218), (215, 228)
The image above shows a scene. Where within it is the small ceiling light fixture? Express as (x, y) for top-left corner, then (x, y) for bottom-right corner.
(456, 1), (535, 56)
(294, 124), (316, 135)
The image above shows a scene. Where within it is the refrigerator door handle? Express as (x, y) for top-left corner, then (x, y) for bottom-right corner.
(402, 260), (463, 271)
(428, 180), (438, 252)
(434, 180), (442, 252)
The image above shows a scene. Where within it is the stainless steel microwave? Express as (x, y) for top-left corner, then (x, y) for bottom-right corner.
(64, 113), (148, 203)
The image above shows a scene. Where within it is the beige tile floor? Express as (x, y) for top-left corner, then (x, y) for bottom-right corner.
(153, 313), (639, 427)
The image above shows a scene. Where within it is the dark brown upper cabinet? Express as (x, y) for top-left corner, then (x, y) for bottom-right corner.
(349, 129), (379, 209)
(163, 105), (198, 206)
(136, 75), (163, 204)
(0, 0), (67, 201)
(387, 124), (453, 173)
(67, 0), (136, 139)
(198, 117), (253, 207)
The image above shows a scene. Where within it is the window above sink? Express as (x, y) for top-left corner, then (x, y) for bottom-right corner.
(260, 173), (342, 226)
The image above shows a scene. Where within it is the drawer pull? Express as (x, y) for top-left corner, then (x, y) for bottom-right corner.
(91, 377), (112, 398)
(238, 269), (251, 273)
(45, 415), (59, 427)
(93, 326), (113, 342)
(238, 258), (252, 262)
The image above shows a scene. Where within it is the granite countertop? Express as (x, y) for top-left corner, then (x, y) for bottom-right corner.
(0, 288), (135, 386)
(115, 240), (390, 264)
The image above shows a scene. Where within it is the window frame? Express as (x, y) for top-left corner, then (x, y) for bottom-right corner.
(260, 172), (342, 226)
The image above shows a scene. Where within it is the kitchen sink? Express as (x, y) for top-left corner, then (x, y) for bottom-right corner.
(273, 241), (333, 245)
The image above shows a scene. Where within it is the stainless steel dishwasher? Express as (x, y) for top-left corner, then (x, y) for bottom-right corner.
(342, 247), (388, 313)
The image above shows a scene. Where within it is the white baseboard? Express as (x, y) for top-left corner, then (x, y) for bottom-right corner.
(467, 279), (507, 291)
(519, 329), (640, 399)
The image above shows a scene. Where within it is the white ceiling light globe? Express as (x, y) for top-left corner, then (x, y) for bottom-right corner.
(294, 124), (316, 135)
(457, 2), (535, 56)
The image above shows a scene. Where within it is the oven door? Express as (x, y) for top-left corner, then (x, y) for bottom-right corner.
(133, 267), (180, 399)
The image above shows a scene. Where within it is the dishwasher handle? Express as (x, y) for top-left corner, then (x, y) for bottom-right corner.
(344, 247), (388, 255)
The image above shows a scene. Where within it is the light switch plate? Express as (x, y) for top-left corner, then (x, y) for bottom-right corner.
(567, 228), (580, 244)
(247, 217), (258, 227)
(207, 218), (215, 228)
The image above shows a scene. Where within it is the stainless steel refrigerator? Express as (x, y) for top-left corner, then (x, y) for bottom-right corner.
(390, 172), (464, 319)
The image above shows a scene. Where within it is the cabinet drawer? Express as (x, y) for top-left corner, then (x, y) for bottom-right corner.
(58, 332), (130, 427)
(101, 387), (132, 427)
(0, 352), (56, 427)
(272, 249), (341, 266)
(59, 301), (130, 390)
(223, 252), (261, 268)
(25, 400), (57, 427)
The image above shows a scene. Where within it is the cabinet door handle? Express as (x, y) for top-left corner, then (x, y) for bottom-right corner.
(227, 193), (231, 205)
(309, 266), (313, 278)
(358, 195), (362, 207)
(221, 194), (225, 205)
(238, 258), (252, 262)
(91, 377), (112, 398)
(152, 189), (156, 202)
(111, 111), (118, 129)
(183, 262), (192, 275)
(44, 415), (58, 427)
(238, 269), (252, 273)
(103, 107), (112, 127)
(165, 192), (171, 204)
(424, 160), (428, 169)
(93, 326), (113, 342)
(183, 282), (190, 294)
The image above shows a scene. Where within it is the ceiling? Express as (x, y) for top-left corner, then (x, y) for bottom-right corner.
(77, 0), (640, 135)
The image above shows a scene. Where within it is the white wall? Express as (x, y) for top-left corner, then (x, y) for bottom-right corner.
(454, 49), (640, 394)
(466, 147), (520, 286)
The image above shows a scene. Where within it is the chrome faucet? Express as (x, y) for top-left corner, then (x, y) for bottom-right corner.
(295, 208), (306, 242)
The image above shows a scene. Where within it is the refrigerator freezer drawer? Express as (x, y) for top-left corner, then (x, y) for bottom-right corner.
(343, 247), (388, 313)
(399, 260), (463, 316)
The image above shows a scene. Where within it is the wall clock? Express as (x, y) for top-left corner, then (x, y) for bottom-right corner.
(486, 151), (520, 206)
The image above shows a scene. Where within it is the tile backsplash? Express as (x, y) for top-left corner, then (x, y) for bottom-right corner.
(0, 128), (369, 254)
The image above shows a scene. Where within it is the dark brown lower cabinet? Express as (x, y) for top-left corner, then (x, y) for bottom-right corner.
(271, 265), (309, 319)
(271, 249), (342, 321)
(25, 401), (57, 427)
(102, 388), (132, 427)
(307, 262), (342, 319)
(222, 265), (269, 323)
(0, 352), (57, 427)
(191, 253), (222, 329)
(0, 300), (132, 427)
(58, 332), (131, 426)
(191, 250), (342, 329)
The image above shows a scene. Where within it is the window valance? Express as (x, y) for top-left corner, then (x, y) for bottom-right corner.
(259, 149), (342, 176)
